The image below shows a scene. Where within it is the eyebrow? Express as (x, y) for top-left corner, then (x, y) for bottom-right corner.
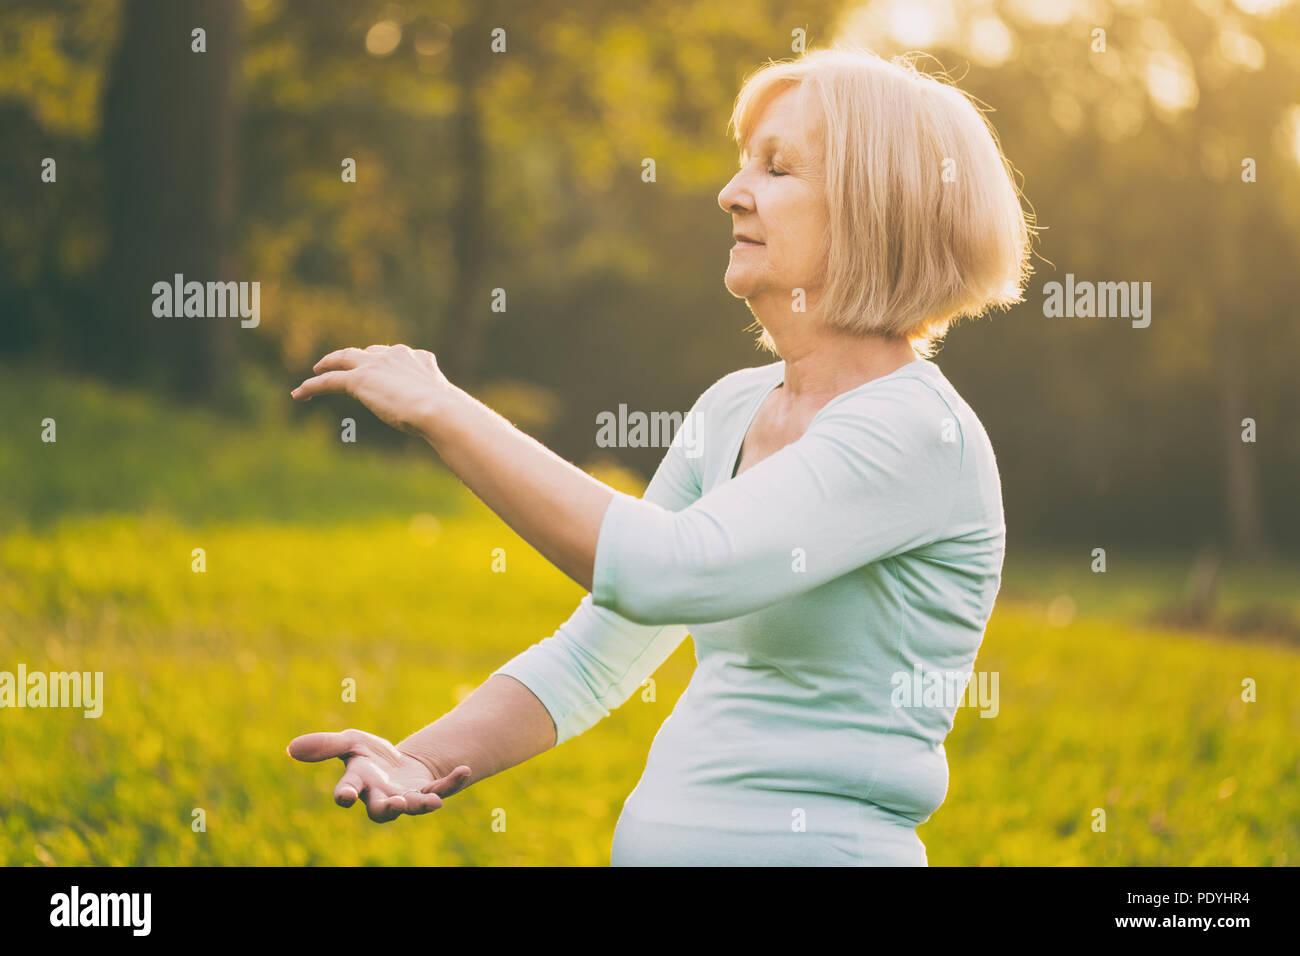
(740, 135), (804, 165)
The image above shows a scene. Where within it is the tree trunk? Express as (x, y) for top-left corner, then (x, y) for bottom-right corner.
(438, 12), (491, 385)
(1217, 318), (1269, 560)
(99, 0), (239, 401)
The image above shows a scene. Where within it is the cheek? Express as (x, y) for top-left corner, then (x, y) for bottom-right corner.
(766, 193), (824, 257)
(793, 202), (827, 243)
(767, 227), (821, 275)
(792, 208), (829, 272)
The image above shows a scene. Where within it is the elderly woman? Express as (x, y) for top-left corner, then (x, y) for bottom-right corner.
(288, 45), (1031, 866)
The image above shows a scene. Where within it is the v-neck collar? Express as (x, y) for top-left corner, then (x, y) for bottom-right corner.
(726, 358), (934, 481)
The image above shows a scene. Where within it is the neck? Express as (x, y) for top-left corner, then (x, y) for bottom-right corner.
(751, 297), (920, 402)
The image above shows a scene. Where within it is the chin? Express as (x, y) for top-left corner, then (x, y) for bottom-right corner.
(723, 268), (756, 299)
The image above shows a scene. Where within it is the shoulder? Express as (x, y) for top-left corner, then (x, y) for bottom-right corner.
(823, 363), (958, 426)
(813, 364), (967, 469)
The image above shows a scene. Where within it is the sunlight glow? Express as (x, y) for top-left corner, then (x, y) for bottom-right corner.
(888, 0), (941, 46)
(1006, 0), (1076, 27)
(1231, 0), (1291, 14)
(1217, 29), (1266, 70)
(1145, 50), (1199, 113)
(969, 16), (1015, 67)
(365, 21), (402, 57)
(1285, 104), (1300, 167)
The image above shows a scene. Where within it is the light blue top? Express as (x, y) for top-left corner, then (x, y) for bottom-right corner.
(491, 357), (1006, 865)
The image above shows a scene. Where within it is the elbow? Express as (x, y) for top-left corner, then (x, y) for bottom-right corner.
(597, 572), (738, 626)
(600, 588), (682, 627)
(594, 504), (739, 625)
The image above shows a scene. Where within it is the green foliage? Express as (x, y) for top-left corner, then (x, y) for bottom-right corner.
(1000, 545), (1300, 635)
(923, 611), (1299, 865)
(0, 363), (465, 529)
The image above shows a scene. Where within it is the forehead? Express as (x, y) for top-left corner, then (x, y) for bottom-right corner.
(741, 85), (821, 158)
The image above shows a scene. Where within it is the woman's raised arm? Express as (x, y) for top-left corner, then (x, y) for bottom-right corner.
(291, 344), (616, 591)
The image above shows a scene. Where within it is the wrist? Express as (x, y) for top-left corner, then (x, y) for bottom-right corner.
(397, 736), (453, 781)
(414, 383), (469, 448)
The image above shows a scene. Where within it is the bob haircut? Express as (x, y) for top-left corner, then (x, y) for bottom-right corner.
(729, 44), (1034, 358)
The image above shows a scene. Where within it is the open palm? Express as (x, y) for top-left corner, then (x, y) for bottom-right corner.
(288, 729), (471, 823)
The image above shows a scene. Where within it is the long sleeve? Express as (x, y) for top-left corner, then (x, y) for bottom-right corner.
(489, 389), (712, 746)
(591, 376), (964, 626)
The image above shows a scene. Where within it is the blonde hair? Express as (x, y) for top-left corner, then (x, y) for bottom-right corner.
(729, 44), (1034, 357)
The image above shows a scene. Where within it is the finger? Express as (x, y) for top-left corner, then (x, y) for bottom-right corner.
(365, 790), (403, 824)
(423, 765), (472, 796)
(364, 344), (391, 352)
(286, 729), (364, 762)
(399, 791), (444, 815)
(291, 370), (353, 401)
(312, 347), (369, 374)
(334, 768), (366, 807)
(350, 759), (401, 822)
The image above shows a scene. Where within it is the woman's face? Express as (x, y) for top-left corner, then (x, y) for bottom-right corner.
(718, 84), (828, 306)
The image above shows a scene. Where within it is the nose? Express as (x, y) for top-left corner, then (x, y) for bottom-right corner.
(717, 168), (753, 216)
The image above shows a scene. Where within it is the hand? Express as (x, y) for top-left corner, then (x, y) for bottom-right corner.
(287, 728), (472, 823)
(290, 344), (451, 439)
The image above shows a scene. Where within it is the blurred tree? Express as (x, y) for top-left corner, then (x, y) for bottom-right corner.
(99, 0), (240, 400)
(438, 1), (491, 383)
(0, 0), (118, 361)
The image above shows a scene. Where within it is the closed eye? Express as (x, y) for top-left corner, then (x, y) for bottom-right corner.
(767, 166), (787, 177)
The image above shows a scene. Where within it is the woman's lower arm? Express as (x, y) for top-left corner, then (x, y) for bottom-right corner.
(418, 384), (613, 591)
(291, 347), (615, 591)
(397, 673), (558, 785)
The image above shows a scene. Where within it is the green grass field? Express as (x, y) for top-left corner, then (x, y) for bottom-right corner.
(1, 367), (1296, 865)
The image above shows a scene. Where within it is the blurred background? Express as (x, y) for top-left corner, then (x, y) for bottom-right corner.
(0, 0), (1297, 865)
